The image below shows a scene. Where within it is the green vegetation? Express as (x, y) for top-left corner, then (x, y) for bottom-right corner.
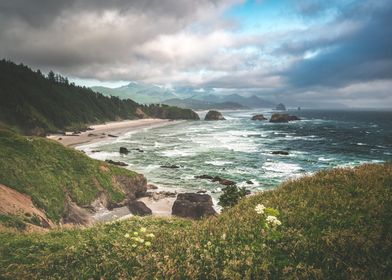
(1, 163), (391, 279)
(0, 60), (199, 135)
(218, 185), (247, 208)
(0, 127), (138, 223)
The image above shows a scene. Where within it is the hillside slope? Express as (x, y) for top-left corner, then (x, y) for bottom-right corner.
(92, 82), (178, 104)
(162, 98), (247, 110)
(1, 163), (391, 279)
(0, 127), (146, 227)
(0, 60), (198, 135)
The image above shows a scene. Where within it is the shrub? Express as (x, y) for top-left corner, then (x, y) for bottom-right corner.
(218, 185), (247, 208)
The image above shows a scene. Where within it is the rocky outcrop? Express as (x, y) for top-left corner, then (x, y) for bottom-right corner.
(128, 201), (152, 216)
(114, 174), (147, 200)
(195, 175), (236, 186)
(212, 176), (236, 186)
(62, 195), (92, 226)
(119, 147), (129, 154)
(172, 193), (216, 219)
(205, 110), (225, 121)
(272, 151), (289, 155)
(105, 159), (128, 166)
(288, 115), (301, 121)
(270, 113), (301, 123)
(251, 114), (267, 121)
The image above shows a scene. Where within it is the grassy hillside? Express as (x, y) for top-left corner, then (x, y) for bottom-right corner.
(1, 163), (391, 279)
(0, 127), (140, 224)
(0, 60), (198, 135)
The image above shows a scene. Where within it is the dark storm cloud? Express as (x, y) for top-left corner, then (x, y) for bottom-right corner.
(284, 1), (392, 88)
(0, 0), (238, 79)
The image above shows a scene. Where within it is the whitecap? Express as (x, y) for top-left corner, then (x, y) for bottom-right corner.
(205, 160), (233, 166)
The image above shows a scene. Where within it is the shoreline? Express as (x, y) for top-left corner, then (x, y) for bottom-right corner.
(48, 118), (185, 221)
(47, 118), (181, 147)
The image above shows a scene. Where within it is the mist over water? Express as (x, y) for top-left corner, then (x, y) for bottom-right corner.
(79, 109), (392, 198)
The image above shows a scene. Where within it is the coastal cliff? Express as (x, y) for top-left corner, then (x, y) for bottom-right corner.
(0, 127), (147, 228)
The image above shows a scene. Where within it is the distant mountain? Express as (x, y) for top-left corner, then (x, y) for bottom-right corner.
(0, 60), (199, 135)
(92, 82), (178, 104)
(162, 98), (247, 110)
(193, 94), (275, 108)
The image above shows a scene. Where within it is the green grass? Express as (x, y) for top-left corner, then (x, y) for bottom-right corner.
(0, 128), (138, 223)
(1, 163), (391, 279)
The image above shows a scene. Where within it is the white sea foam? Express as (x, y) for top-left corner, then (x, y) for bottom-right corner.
(263, 162), (303, 176)
(160, 148), (197, 157)
(205, 160), (233, 166)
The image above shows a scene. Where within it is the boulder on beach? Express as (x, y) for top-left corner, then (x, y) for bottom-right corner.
(251, 114), (267, 121)
(205, 110), (225, 121)
(172, 193), (216, 219)
(119, 147), (129, 154)
(269, 113), (300, 123)
(128, 200), (152, 216)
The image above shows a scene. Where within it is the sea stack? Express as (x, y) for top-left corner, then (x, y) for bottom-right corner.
(270, 113), (301, 123)
(275, 103), (286, 111)
(205, 110), (225, 120)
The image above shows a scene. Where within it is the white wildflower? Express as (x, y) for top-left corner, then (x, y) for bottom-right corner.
(266, 215), (281, 226)
(255, 204), (266, 214)
(140, 227), (147, 233)
(124, 233), (130, 238)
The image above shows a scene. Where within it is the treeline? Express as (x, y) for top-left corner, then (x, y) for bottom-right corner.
(0, 60), (198, 135)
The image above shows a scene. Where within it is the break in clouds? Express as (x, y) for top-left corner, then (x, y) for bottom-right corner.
(0, 0), (391, 107)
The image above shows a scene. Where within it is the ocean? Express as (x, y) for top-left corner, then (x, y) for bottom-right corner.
(79, 109), (392, 199)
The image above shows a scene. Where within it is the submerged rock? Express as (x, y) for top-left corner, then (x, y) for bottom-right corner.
(251, 114), (267, 121)
(195, 174), (214, 180)
(205, 110), (225, 121)
(128, 201), (152, 216)
(119, 147), (129, 154)
(172, 193), (216, 219)
(161, 165), (180, 169)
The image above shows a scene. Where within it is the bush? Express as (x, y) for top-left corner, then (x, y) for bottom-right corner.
(218, 185), (247, 208)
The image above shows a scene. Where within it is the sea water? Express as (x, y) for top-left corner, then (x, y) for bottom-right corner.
(78, 109), (392, 198)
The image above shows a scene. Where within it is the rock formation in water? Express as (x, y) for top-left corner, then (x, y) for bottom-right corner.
(204, 110), (226, 120)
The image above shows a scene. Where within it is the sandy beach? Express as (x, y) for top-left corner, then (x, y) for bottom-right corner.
(47, 118), (180, 147)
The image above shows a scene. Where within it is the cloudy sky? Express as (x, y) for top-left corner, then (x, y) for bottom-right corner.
(0, 0), (391, 107)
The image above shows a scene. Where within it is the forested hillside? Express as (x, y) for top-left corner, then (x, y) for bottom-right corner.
(0, 60), (198, 135)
